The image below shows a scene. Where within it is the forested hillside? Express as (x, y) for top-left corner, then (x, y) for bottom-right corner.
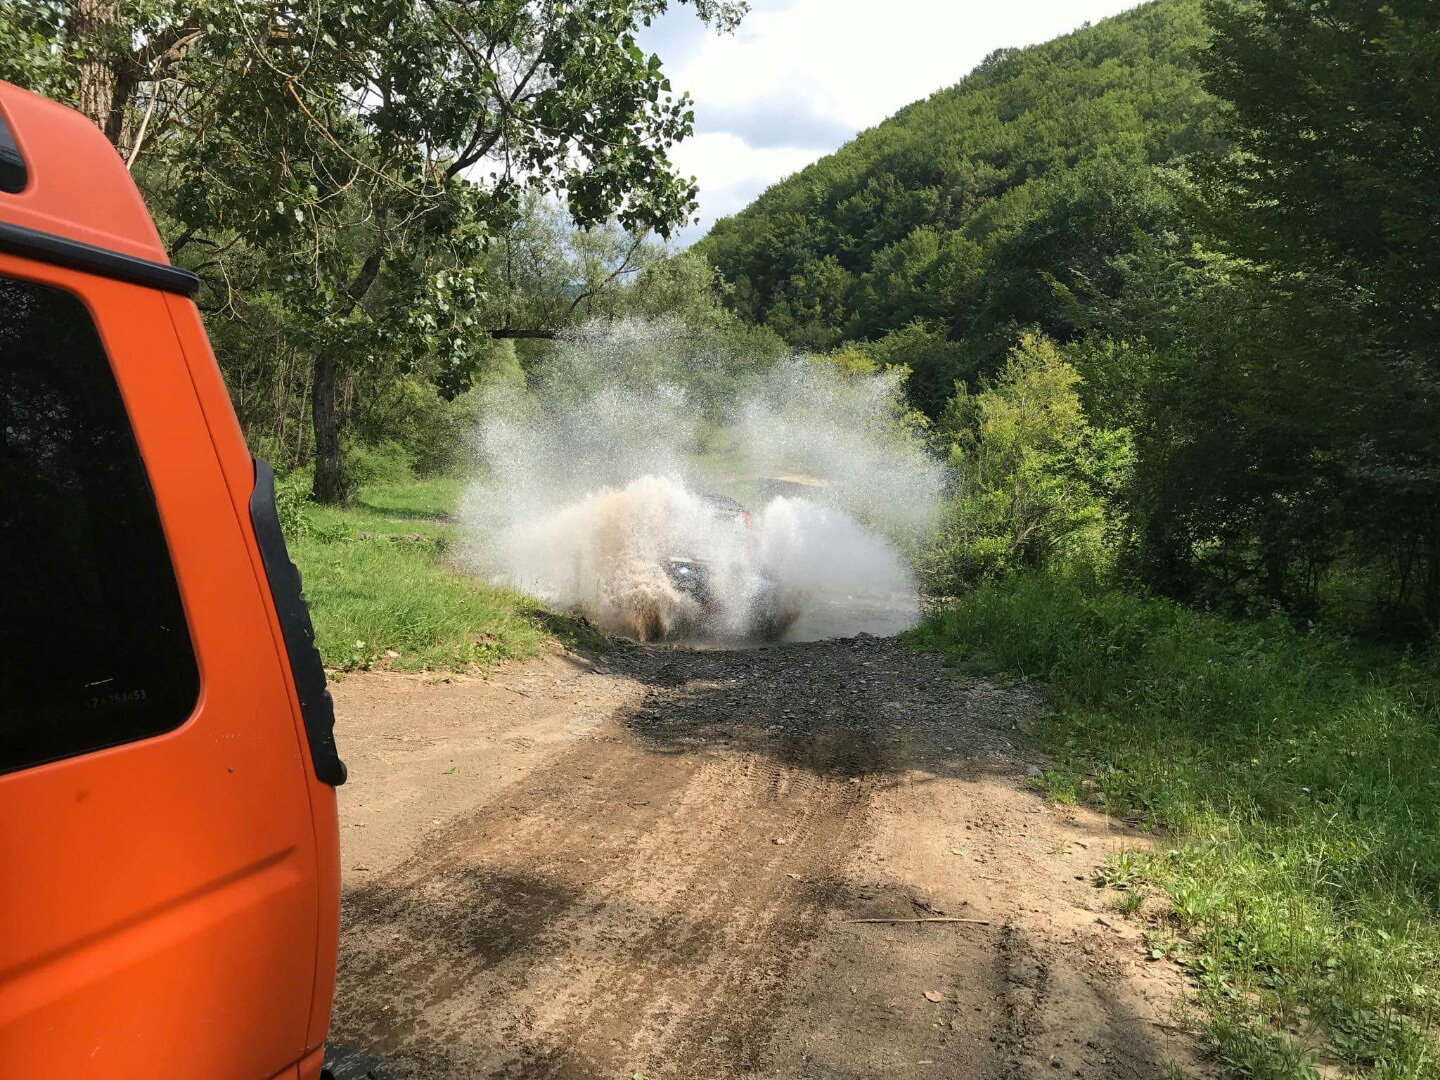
(698, 0), (1216, 412)
(703, 0), (1440, 639)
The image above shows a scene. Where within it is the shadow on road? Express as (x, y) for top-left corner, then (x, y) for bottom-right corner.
(607, 633), (1039, 783)
(328, 634), (1207, 1079)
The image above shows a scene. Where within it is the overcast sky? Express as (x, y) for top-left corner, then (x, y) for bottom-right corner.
(638, 0), (1146, 246)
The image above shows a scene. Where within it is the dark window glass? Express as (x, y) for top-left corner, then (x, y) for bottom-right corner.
(0, 277), (199, 773)
(0, 115), (26, 194)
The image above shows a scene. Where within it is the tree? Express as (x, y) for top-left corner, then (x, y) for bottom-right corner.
(1070, 239), (1346, 614)
(1197, 0), (1439, 337)
(2, 0), (746, 500)
(865, 319), (972, 418)
(695, 0), (1217, 385)
(1196, 0), (1440, 627)
(473, 195), (631, 342)
(926, 334), (1128, 590)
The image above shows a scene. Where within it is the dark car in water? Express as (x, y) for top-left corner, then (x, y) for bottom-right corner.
(662, 493), (797, 640)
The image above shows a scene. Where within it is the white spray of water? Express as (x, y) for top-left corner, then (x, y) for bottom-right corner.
(459, 319), (945, 643)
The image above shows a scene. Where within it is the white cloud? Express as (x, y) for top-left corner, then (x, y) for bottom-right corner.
(661, 133), (817, 246)
(640, 0), (1146, 244)
(700, 73), (855, 150)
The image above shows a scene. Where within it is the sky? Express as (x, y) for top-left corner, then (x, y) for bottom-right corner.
(637, 0), (1146, 246)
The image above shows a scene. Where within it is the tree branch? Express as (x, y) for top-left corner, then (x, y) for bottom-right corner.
(487, 327), (558, 339)
(135, 24), (202, 73)
(341, 244), (385, 317)
(568, 231), (648, 313)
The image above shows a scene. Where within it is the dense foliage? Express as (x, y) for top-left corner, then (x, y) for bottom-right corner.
(702, 0), (1440, 637)
(1182, 0), (1440, 628)
(698, 0), (1217, 411)
(0, 0), (747, 499)
(925, 334), (1128, 589)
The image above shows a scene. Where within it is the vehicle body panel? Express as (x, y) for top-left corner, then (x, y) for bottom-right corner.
(0, 79), (340, 1078)
(164, 293), (341, 1054)
(0, 83), (168, 262)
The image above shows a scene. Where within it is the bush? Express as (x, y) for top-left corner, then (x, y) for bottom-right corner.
(274, 471), (313, 540)
(342, 439), (415, 491)
(923, 334), (1129, 594)
(352, 379), (485, 477)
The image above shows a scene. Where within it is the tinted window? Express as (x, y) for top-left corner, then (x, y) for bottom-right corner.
(0, 277), (198, 773)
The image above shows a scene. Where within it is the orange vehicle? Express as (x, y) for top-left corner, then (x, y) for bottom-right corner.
(0, 82), (379, 1079)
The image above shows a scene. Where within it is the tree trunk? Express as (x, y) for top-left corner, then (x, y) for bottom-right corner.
(307, 243), (384, 503)
(71, 0), (134, 154)
(311, 354), (345, 504)
(1425, 529), (1440, 633)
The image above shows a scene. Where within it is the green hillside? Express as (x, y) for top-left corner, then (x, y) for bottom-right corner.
(698, 0), (1216, 414)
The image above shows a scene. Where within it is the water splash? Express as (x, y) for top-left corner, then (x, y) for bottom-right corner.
(459, 319), (944, 643)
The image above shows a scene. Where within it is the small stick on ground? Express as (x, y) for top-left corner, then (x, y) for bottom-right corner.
(845, 917), (992, 926)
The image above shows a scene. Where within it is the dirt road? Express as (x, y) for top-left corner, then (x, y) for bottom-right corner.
(328, 637), (1211, 1079)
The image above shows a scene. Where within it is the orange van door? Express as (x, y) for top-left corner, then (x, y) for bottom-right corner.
(0, 262), (322, 1078)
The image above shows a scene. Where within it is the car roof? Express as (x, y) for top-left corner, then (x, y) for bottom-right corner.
(0, 81), (171, 265)
(701, 493), (749, 515)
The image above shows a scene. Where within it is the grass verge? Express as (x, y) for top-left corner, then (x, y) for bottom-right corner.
(283, 473), (551, 671)
(909, 573), (1440, 1079)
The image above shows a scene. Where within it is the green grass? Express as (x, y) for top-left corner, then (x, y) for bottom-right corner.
(284, 473), (549, 672)
(305, 475), (466, 540)
(909, 574), (1440, 1079)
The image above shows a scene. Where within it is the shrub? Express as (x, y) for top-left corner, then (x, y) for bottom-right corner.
(923, 334), (1129, 593)
(274, 471), (314, 540)
(352, 379), (485, 477)
(342, 439), (415, 490)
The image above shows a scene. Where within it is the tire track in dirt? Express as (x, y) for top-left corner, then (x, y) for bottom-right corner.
(329, 637), (1215, 1079)
(334, 727), (880, 1076)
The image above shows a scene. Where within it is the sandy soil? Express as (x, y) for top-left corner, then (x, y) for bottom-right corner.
(328, 637), (1213, 1079)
